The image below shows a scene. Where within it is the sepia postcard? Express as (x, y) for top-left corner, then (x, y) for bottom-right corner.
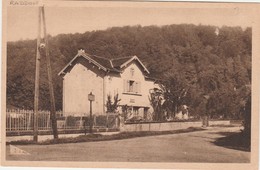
(1, 0), (260, 170)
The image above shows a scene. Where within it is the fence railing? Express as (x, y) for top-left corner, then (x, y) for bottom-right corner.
(6, 109), (118, 133)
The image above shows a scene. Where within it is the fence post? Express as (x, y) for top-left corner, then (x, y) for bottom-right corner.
(27, 110), (30, 130)
(14, 109), (17, 131)
(106, 113), (109, 131)
(64, 114), (67, 130)
(17, 110), (22, 131)
(46, 113), (50, 130)
(8, 110), (11, 131)
(18, 109), (20, 131)
(21, 109), (23, 131)
(93, 114), (96, 127)
(6, 110), (11, 130)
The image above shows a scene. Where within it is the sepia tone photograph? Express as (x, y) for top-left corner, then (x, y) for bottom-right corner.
(1, 0), (260, 169)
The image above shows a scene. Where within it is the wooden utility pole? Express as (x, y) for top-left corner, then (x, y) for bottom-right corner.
(33, 7), (42, 142)
(41, 6), (59, 140)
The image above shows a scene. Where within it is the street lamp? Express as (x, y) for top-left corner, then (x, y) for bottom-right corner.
(88, 92), (95, 134)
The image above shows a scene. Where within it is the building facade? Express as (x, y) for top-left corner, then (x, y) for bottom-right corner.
(59, 49), (157, 118)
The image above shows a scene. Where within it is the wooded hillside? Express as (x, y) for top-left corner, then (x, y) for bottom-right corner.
(7, 24), (251, 118)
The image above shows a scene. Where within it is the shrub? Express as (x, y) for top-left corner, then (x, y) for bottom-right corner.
(95, 115), (107, 127)
(243, 94), (251, 136)
(66, 116), (82, 128)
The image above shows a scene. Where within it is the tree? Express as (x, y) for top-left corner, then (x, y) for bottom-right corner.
(106, 94), (121, 113)
(149, 88), (164, 121)
(159, 71), (190, 118)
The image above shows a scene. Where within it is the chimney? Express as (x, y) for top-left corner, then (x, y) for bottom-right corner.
(78, 48), (85, 54)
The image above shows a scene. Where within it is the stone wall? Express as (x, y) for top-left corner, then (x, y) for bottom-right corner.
(121, 120), (230, 132)
(208, 120), (231, 126)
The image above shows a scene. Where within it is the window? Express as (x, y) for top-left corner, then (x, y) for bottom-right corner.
(130, 68), (135, 77)
(124, 80), (141, 94)
(129, 80), (135, 92)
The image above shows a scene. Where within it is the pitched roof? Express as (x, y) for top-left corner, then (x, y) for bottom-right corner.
(111, 56), (133, 68)
(88, 55), (113, 69)
(117, 55), (150, 74)
(58, 50), (150, 76)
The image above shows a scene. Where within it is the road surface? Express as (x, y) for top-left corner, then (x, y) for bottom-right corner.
(6, 127), (250, 162)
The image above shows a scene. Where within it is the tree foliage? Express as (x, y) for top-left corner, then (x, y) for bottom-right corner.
(149, 88), (164, 121)
(7, 24), (251, 120)
(106, 94), (121, 113)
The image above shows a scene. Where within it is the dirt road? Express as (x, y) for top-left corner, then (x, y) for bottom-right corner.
(6, 127), (250, 162)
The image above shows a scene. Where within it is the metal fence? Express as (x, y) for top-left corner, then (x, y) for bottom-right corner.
(6, 109), (118, 133)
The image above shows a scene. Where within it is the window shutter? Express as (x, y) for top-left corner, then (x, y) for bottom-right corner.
(134, 82), (138, 93)
(138, 81), (141, 93)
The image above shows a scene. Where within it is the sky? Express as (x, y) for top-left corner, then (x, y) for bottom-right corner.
(7, 3), (253, 42)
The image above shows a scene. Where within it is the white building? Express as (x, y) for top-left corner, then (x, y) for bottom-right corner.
(59, 49), (158, 118)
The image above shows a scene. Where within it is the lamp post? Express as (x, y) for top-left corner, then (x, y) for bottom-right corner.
(88, 92), (95, 134)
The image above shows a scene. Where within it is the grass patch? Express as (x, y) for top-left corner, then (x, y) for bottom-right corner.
(7, 127), (204, 145)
